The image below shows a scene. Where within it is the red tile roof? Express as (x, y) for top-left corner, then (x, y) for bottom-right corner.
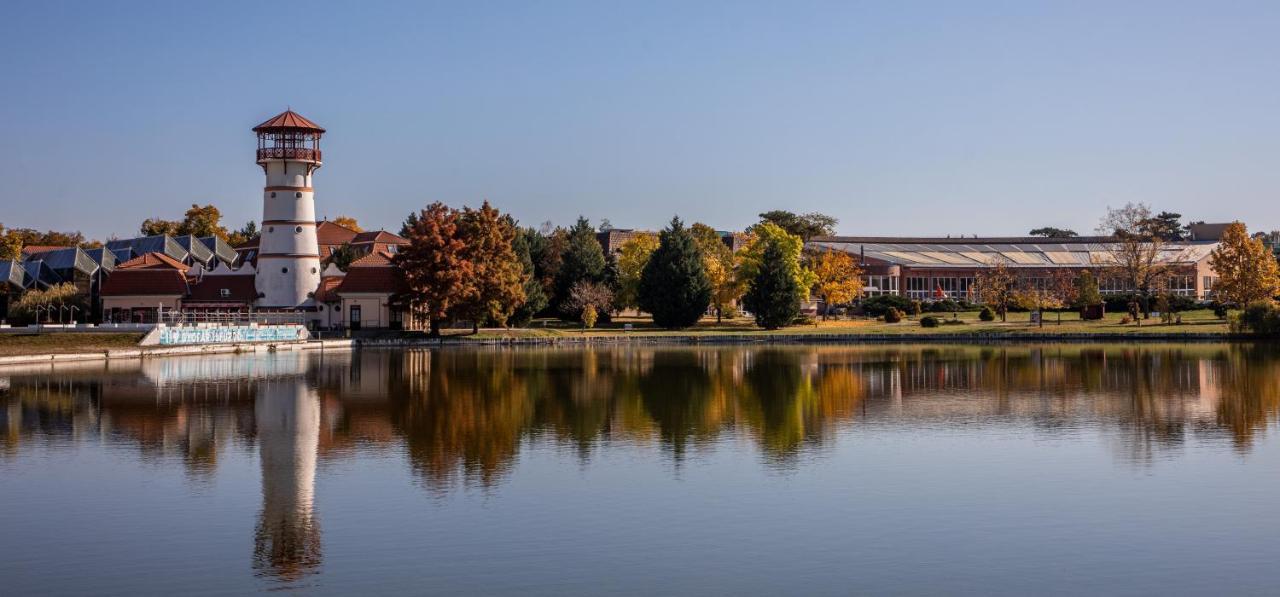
(313, 275), (345, 302)
(317, 220), (359, 246)
(351, 230), (407, 245)
(336, 259), (404, 295)
(186, 275), (257, 303)
(253, 109), (325, 133)
(22, 245), (70, 256)
(349, 251), (394, 267)
(102, 269), (188, 296)
(117, 252), (190, 272)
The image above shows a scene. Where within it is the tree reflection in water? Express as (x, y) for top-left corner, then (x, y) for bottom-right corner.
(5, 343), (1280, 498)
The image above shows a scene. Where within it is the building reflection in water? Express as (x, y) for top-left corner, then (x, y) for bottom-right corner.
(5, 342), (1280, 497)
(252, 371), (322, 581)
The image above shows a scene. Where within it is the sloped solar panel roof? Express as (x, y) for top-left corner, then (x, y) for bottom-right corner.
(0, 260), (25, 288)
(806, 237), (1218, 268)
(176, 235), (214, 263)
(24, 247), (97, 275)
(1001, 251), (1046, 265)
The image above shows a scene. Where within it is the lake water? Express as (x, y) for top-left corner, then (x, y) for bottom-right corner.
(3, 344), (1280, 595)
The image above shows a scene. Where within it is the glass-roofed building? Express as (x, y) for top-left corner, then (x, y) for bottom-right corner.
(808, 232), (1224, 301)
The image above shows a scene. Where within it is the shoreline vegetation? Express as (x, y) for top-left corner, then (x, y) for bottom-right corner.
(0, 311), (1249, 361)
(442, 309), (1238, 342)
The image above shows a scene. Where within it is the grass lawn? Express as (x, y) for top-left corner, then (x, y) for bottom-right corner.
(0, 333), (146, 357)
(460, 309), (1232, 339)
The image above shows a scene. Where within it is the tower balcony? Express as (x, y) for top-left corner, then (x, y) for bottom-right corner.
(257, 147), (322, 163)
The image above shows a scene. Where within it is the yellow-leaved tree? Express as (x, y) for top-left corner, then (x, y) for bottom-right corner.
(738, 222), (818, 300)
(1209, 221), (1280, 306)
(811, 249), (863, 319)
(690, 223), (743, 322)
(614, 232), (660, 312)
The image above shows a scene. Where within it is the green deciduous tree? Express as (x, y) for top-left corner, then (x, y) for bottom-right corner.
(328, 243), (359, 271)
(750, 210), (837, 241)
(1029, 227), (1078, 238)
(227, 221), (259, 247)
(1074, 270), (1102, 309)
(638, 217), (712, 329)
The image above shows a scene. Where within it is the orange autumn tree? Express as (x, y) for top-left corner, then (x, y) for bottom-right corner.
(812, 249), (863, 319)
(454, 201), (528, 332)
(394, 202), (473, 337)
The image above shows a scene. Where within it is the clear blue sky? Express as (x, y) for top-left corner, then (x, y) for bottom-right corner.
(2, 1), (1278, 240)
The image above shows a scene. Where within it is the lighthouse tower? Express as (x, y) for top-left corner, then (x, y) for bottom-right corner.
(252, 110), (325, 307)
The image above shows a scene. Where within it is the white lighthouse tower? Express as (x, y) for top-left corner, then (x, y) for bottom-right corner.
(252, 110), (325, 307)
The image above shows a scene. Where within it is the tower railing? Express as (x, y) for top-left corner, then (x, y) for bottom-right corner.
(256, 147), (322, 162)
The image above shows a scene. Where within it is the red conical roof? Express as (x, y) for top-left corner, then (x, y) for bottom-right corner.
(253, 109), (325, 133)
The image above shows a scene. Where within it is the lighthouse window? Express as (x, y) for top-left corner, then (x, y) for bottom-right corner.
(295, 226), (303, 234)
(267, 226), (274, 233)
(270, 192), (277, 198)
(281, 267), (288, 274)
(295, 192), (303, 198)
(311, 267), (318, 274)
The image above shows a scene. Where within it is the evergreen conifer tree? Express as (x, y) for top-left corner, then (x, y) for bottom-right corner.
(638, 217), (712, 329)
(742, 241), (802, 329)
(511, 227), (549, 326)
(555, 217), (607, 318)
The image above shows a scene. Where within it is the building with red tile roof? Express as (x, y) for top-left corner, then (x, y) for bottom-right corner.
(101, 269), (189, 322)
(185, 274), (258, 309)
(333, 251), (417, 330)
(117, 252), (191, 273)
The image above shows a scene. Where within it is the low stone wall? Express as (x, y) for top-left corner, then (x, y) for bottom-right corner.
(354, 331), (1247, 348)
(0, 338), (353, 368)
(0, 323), (156, 334)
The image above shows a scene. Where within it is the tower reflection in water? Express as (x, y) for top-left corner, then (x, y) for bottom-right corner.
(8, 343), (1280, 584)
(252, 364), (322, 581)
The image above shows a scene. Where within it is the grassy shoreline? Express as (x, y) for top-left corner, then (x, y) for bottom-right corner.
(416, 310), (1240, 342)
(0, 333), (147, 357)
(0, 311), (1242, 358)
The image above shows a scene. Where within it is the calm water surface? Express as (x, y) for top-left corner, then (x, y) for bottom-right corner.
(3, 344), (1280, 595)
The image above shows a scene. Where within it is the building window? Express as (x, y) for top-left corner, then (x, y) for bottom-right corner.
(1166, 275), (1195, 296)
(1202, 276), (1216, 299)
(863, 275), (898, 296)
(1099, 276), (1132, 294)
(905, 277), (931, 299)
(387, 245), (399, 254)
(219, 288), (230, 297)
